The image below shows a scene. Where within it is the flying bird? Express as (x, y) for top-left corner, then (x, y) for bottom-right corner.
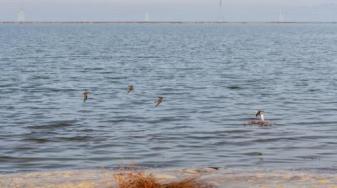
(155, 96), (164, 107)
(82, 89), (91, 102)
(128, 85), (134, 94)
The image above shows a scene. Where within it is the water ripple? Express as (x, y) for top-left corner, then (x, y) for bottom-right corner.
(0, 23), (337, 172)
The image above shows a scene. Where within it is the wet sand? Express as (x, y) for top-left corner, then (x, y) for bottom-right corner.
(1, 168), (336, 188)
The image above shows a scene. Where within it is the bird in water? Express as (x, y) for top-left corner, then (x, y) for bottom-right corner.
(256, 110), (264, 121)
(82, 89), (91, 102)
(245, 110), (272, 126)
(128, 85), (134, 94)
(155, 96), (164, 107)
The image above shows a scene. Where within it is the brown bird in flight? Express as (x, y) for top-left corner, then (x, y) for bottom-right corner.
(155, 96), (164, 107)
(82, 89), (91, 102)
(128, 85), (134, 94)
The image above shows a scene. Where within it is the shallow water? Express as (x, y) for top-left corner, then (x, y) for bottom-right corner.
(0, 23), (337, 173)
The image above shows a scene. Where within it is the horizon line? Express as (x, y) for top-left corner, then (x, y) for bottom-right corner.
(1, 21), (337, 24)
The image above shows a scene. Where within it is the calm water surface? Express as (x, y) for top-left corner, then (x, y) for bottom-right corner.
(0, 23), (337, 173)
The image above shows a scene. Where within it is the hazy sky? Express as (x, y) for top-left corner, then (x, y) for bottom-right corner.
(0, 0), (336, 22)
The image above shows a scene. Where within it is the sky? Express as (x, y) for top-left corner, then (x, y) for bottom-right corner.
(0, 0), (336, 22)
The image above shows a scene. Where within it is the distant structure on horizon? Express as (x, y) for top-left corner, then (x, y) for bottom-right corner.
(145, 12), (150, 22)
(17, 10), (26, 22)
(218, 0), (223, 22)
(278, 10), (284, 22)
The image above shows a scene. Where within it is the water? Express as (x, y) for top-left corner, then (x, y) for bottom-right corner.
(0, 23), (337, 173)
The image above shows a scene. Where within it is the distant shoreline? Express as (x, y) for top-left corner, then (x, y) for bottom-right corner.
(0, 21), (337, 24)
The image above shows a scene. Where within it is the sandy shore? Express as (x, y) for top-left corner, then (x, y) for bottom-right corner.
(0, 168), (336, 188)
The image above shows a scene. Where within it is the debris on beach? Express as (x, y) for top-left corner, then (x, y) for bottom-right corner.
(113, 171), (213, 188)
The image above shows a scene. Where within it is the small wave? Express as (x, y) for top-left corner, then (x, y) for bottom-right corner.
(27, 120), (76, 130)
(55, 136), (92, 142)
(136, 55), (161, 59)
(21, 137), (50, 143)
(227, 85), (243, 90)
(247, 135), (333, 143)
(243, 152), (263, 156)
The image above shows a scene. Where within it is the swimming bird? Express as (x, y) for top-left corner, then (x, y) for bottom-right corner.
(155, 96), (164, 107)
(82, 89), (91, 102)
(245, 110), (272, 126)
(256, 110), (264, 121)
(128, 85), (134, 94)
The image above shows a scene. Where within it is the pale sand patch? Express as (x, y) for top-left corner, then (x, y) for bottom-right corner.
(0, 168), (336, 188)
